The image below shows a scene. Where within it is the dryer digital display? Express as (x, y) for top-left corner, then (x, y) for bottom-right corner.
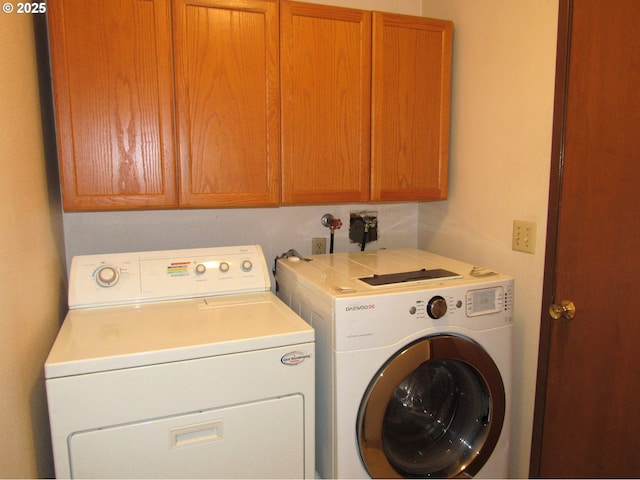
(466, 286), (504, 317)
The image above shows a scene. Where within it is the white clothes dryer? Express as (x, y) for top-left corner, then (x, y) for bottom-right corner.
(276, 248), (513, 479)
(45, 245), (314, 479)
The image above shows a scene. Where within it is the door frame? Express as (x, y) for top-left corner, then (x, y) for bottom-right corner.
(529, 0), (572, 475)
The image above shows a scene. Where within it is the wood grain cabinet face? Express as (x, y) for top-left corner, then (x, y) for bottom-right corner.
(48, 0), (278, 211)
(173, 0), (280, 207)
(371, 13), (453, 202)
(48, 0), (177, 211)
(280, 1), (372, 204)
(281, 3), (453, 205)
(48, 0), (450, 210)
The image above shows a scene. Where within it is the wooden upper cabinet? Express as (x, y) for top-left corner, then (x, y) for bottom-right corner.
(280, 3), (452, 205)
(173, 0), (280, 207)
(280, 1), (372, 204)
(48, 0), (177, 211)
(371, 13), (453, 201)
(48, 1), (451, 210)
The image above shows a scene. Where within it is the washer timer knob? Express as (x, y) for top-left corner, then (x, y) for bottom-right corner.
(427, 296), (448, 319)
(241, 260), (253, 272)
(96, 266), (119, 287)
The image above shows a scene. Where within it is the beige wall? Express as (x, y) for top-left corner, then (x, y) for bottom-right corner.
(0, 12), (65, 479)
(419, 0), (559, 477)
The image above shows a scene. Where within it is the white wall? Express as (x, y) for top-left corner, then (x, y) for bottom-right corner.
(63, 203), (419, 274)
(419, 1), (558, 477)
(0, 13), (65, 479)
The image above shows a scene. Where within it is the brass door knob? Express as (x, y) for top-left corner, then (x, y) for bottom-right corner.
(549, 300), (576, 320)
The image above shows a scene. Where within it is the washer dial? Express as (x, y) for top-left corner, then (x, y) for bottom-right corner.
(427, 295), (448, 319)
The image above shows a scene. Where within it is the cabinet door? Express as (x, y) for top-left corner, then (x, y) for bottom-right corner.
(173, 0), (280, 207)
(48, 0), (177, 211)
(281, 1), (371, 204)
(371, 13), (453, 201)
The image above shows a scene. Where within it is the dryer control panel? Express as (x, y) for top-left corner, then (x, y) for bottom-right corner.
(68, 245), (271, 308)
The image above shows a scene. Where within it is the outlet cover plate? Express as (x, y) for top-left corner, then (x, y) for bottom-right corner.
(312, 237), (327, 254)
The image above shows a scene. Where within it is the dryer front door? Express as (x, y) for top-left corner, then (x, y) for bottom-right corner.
(357, 335), (505, 478)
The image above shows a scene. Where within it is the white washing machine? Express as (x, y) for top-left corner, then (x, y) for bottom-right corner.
(275, 248), (513, 479)
(45, 245), (314, 479)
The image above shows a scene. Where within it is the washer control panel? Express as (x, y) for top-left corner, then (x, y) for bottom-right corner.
(466, 286), (509, 317)
(68, 245), (271, 308)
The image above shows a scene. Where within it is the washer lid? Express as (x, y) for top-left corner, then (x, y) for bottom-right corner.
(358, 268), (462, 286)
(45, 292), (314, 379)
(277, 248), (511, 302)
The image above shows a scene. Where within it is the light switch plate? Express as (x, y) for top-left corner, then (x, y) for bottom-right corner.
(512, 220), (536, 254)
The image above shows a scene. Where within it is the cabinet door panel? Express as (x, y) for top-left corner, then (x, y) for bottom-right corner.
(371, 13), (452, 201)
(174, 0), (279, 207)
(281, 1), (371, 204)
(48, 0), (177, 211)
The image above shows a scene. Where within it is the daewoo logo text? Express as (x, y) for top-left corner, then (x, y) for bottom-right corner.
(345, 304), (376, 311)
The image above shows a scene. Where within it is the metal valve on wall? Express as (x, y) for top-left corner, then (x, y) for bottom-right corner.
(321, 213), (342, 254)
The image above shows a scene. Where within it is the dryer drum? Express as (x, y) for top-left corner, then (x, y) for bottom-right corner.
(357, 334), (506, 478)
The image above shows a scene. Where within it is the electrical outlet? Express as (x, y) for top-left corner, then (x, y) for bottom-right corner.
(312, 237), (327, 254)
(512, 220), (537, 254)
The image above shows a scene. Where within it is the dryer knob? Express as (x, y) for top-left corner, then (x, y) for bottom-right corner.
(427, 296), (448, 319)
(241, 260), (253, 272)
(96, 266), (119, 288)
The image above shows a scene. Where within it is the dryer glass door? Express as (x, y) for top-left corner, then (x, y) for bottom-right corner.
(357, 334), (505, 478)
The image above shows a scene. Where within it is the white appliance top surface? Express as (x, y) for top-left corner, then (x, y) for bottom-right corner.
(278, 248), (512, 298)
(45, 291), (314, 379)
